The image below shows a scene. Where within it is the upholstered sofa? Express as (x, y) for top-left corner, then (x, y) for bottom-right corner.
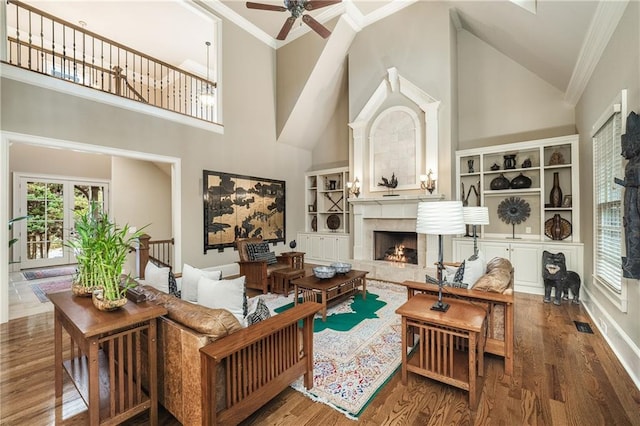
(139, 285), (321, 425)
(402, 257), (515, 375)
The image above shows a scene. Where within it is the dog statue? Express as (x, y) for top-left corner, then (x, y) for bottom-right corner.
(542, 250), (581, 305)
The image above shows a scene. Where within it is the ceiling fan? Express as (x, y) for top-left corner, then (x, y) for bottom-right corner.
(246, 0), (341, 40)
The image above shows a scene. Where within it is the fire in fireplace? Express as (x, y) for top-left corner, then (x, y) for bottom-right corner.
(374, 231), (418, 265)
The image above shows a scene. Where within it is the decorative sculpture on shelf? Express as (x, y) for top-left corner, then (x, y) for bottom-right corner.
(378, 173), (398, 196)
(616, 110), (640, 279)
(497, 196), (530, 239)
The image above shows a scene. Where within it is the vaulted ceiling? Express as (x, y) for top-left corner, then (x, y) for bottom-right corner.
(23, 0), (623, 144)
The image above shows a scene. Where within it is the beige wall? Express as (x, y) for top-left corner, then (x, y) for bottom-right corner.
(1, 16), (312, 272)
(348, 1), (455, 197)
(457, 30), (575, 150)
(575, 0), (640, 377)
(9, 144), (111, 179)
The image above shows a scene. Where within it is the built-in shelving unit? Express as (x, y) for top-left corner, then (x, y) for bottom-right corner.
(455, 135), (583, 295)
(298, 167), (351, 264)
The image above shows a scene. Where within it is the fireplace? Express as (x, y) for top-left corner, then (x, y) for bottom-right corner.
(374, 231), (418, 265)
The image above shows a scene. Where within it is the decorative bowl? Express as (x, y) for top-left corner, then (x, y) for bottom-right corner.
(313, 266), (336, 279)
(330, 262), (352, 274)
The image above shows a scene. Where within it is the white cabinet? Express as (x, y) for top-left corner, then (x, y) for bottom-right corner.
(297, 232), (350, 264)
(454, 238), (584, 295)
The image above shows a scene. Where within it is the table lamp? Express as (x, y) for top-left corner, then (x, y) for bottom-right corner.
(463, 206), (490, 260)
(416, 201), (465, 312)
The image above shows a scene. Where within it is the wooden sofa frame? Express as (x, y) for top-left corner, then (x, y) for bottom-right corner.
(136, 235), (322, 425)
(200, 302), (320, 425)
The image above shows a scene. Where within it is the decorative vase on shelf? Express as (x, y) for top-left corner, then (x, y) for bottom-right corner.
(467, 159), (475, 173)
(490, 173), (510, 190)
(550, 172), (563, 207)
(504, 154), (517, 170)
(551, 214), (563, 240)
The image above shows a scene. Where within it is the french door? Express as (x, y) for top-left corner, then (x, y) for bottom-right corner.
(13, 174), (109, 269)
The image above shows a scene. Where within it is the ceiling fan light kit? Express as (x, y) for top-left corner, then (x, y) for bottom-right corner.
(246, 0), (341, 40)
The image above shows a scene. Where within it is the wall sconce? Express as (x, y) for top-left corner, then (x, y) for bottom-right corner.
(346, 177), (361, 198)
(420, 170), (437, 194)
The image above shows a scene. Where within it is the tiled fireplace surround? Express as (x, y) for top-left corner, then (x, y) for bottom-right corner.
(349, 195), (441, 283)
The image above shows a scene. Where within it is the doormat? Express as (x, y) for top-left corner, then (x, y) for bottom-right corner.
(574, 321), (594, 334)
(30, 278), (73, 302)
(22, 266), (76, 280)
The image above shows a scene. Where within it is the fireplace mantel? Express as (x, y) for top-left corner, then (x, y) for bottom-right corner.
(348, 194), (443, 206)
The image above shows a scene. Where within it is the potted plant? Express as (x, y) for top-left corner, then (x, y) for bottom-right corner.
(66, 203), (145, 310)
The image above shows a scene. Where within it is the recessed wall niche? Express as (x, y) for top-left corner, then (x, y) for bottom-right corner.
(349, 67), (441, 196)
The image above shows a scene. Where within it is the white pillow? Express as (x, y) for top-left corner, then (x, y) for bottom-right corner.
(144, 261), (170, 293)
(464, 253), (486, 288)
(197, 276), (246, 326)
(181, 263), (222, 302)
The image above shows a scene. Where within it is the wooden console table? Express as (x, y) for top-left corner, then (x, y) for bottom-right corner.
(49, 291), (167, 425)
(396, 294), (487, 408)
(271, 268), (305, 295)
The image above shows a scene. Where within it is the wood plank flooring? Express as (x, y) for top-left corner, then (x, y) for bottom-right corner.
(1, 292), (639, 425)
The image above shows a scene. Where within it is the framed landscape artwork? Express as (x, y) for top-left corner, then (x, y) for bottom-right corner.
(203, 170), (286, 253)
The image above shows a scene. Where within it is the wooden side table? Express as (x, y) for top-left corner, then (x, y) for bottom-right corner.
(280, 251), (305, 269)
(395, 294), (487, 408)
(49, 291), (167, 425)
(271, 268), (305, 295)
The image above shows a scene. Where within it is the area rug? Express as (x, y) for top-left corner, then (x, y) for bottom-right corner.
(29, 278), (73, 302)
(260, 280), (407, 419)
(22, 265), (76, 280)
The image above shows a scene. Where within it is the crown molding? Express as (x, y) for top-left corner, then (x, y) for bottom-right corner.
(564, 0), (628, 106)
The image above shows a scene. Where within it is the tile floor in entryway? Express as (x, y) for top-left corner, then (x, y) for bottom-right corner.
(8, 271), (57, 320)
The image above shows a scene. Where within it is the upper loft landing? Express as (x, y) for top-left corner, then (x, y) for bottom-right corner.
(2, 0), (222, 133)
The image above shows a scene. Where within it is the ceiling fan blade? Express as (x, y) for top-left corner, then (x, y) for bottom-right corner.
(305, 0), (341, 11)
(276, 16), (297, 40)
(246, 2), (287, 12)
(302, 14), (331, 38)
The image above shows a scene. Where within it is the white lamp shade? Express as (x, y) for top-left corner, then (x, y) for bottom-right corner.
(416, 201), (466, 235)
(463, 206), (490, 225)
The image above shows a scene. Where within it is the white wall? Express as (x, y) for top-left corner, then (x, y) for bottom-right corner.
(575, 0), (640, 388)
(457, 29), (575, 149)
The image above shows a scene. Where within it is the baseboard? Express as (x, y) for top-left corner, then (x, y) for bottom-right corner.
(582, 286), (640, 391)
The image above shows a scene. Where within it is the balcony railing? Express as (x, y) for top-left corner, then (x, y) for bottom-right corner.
(4, 0), (218, 124)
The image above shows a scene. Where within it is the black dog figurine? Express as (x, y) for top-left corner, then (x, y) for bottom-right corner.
(542, 250), (581, 305)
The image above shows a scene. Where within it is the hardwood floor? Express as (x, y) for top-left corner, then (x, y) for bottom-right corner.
(2, 291), (639, 425)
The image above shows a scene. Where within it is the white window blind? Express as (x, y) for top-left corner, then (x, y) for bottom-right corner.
(593, 112), (623, 291)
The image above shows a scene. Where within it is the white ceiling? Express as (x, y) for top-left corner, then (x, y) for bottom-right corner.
(24, 1), (602, 96)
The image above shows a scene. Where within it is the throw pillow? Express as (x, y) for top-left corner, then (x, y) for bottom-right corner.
(168, 271), (180, 298)
(181, 263), (222, 302)
(197, 276), (247, 326)
(464, 252), (486, 289)
(144, 261), (170, 293)
(473, 268), (511, 293)
(246, 242), (270, 261)
(246, 298), (271, 325)
(443, 261), (465, 284)
(252, 251), (278, 265)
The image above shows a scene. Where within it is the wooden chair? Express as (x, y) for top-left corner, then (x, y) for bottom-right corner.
(235, 237), (291, 293)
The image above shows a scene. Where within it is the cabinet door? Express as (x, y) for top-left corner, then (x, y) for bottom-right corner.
(454, 239), (475, 261)
(509, 243), (543, 294)
(321, 236), (337, 261)
(297, 233), (309, 254)
(309, 235), (323, 260)
(478, 241), (509, 261)
(335, 236), (350, 261)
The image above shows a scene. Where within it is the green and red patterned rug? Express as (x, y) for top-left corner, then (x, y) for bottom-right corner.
(261, 280), (407, 419)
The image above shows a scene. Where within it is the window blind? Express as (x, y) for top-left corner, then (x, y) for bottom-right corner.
(593, 112), (623, 291)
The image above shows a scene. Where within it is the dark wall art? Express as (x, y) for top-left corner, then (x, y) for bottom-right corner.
(203, 170), (286, 253)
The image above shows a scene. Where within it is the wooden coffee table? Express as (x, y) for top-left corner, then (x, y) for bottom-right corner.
(292, 269), (368, 321)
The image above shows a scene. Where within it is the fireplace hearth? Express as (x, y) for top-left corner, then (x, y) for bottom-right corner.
(374, 231), (418, 265)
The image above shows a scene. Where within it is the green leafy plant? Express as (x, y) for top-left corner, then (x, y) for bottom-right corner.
(8, 216), (29, 248)
(65, 203), (145, 301)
